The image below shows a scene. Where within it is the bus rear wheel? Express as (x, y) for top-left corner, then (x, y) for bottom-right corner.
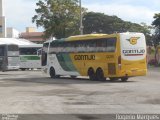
(50, 67), (56, 78)
(96, 68), (106, 81)
(88, 68), (96, 81)
(121, 77), (128, 82)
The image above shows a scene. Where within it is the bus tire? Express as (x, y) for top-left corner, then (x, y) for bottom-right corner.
(70, 76), (76, 79)
(50, 67), (56, 78)
(121, 77), (128, 82)
(20, 68), (26, 71)
(88, 68), (96, 81)
(55, 75), (60, 78)
(96, 68), (106, 81)
(109, 77), (119, 81)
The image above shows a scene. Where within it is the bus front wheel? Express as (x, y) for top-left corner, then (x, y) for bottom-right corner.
(20, 68), (26, 71)
(50, 67), (55, 78)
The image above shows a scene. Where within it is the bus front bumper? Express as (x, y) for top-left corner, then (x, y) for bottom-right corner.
(42, 67), (48, 74)
(7, 66), (20, 71)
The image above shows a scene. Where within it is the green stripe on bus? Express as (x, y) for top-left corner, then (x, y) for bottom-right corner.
(56, 53), (77, 71)
(20, 56), (40, 61)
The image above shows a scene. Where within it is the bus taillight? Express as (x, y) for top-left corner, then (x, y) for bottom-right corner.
(118, 56), (121, 64)
(118, 56), (121, 70)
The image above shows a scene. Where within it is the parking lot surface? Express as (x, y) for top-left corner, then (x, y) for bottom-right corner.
(0, 67), (160, 115)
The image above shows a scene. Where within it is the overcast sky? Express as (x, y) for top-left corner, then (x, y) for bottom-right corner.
(3, 0), (160, 32)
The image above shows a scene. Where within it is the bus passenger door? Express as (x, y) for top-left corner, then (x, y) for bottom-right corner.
(41, 50), (47, 66)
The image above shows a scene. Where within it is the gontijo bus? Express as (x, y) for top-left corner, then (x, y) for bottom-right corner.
(42, 32), (147, 81)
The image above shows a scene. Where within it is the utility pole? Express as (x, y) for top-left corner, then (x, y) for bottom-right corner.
(0, 0), (3, 16)
(79, 0), (83, 35)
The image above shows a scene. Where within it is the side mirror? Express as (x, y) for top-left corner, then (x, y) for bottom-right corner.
(37, 49), (42, 56)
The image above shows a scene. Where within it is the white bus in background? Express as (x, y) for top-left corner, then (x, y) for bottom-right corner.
(19, 44), (43, 71)
(0, 44), (20, 71)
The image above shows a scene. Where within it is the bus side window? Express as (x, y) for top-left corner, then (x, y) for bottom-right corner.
(88, 40), (96, 52)
(106, 38), (116, 52)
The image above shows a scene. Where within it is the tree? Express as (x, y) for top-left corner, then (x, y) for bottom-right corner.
(83, 12), (124, 34)
(140, 22), (153, 46)
(83, 12), (151, 34)
(83, 12), (151, 45)
(152, 13), (160, 47)
(32, 0), (82, 39)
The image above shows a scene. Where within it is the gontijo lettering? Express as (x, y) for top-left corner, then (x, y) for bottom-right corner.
(123, 49), (145, 56)
(74, 55), (95, 60)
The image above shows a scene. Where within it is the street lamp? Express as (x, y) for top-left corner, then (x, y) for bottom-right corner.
(79, 0), (83, 35)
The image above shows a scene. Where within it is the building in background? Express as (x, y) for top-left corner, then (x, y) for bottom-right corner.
(20, 27), (44, 43)
(0, 0), (44, 41)
(0, 0), (6, 38)
(7, 27), (19, 38)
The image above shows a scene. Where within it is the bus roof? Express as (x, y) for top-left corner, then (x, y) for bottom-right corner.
(0, 38), (36, 45)
(45, 32), (144, 43)
(19, 44), (43, 48)
(66, 33), (117, 41)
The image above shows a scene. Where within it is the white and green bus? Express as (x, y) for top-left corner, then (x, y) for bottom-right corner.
(19, 44), (43, 70)
(0, 44), (20, 71)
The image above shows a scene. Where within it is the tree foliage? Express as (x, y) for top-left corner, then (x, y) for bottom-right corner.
(32, 2), (152, 43)
(32, 0), (82, 39)
(83, 12), (151, 44)
(152, 13), (160, 47)
(83, 12), (151, 34)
